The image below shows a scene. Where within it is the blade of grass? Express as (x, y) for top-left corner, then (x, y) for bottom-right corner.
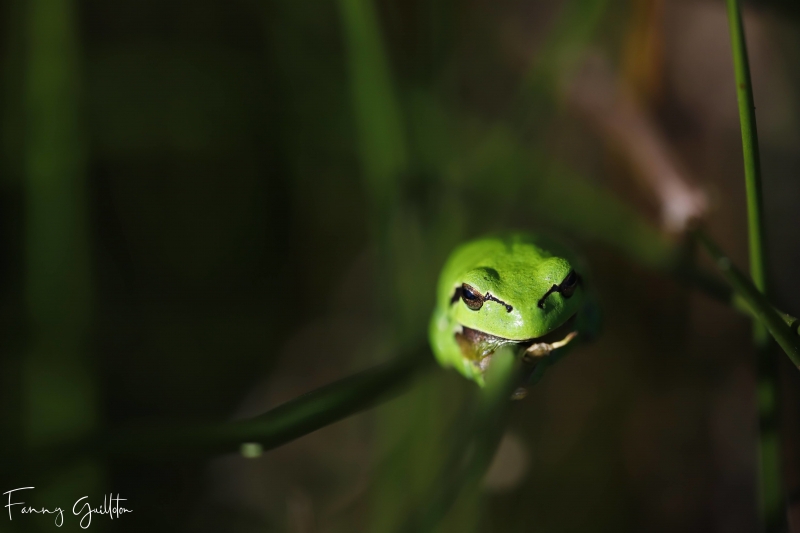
(726, 0), (768, 312)
(338, 0), (407, 215)
(397, 347), (521, 533)
(21, 350), (433, 472)
(672, 245), (799, 333)
(112, 349), (434, 456)
(731, 295), (800, 336)
(19, 0), (101, 517)
(24, 0), (94, 450)
(698, 230), (792, 532)
(725, 1), (786, 530)
(696, 231), (800, 368)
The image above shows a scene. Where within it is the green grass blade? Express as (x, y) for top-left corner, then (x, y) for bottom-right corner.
(725, 2), (786, 529)
(18, 0), (102, 518)
(338, 0), (407, 212)
(697, 232), (800, 368)
(699, 230), (793, 532)
(397, 347), (521, 533)
(23, 0), (94, 449)
(726, 0), (769, 333)
(697, 232), (800, 367)
(26, 350), (432, 468)
(202, 350), (432, 453)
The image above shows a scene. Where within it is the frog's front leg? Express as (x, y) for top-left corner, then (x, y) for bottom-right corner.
(517, 297), (601, 393)
(523, 330), (579, 359)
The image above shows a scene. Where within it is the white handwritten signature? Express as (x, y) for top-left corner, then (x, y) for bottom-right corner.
(4, 487), (132, 528)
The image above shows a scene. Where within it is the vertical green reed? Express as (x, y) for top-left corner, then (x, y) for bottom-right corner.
(22, 0), (98, 505)
(725, 0), (767, 307)
(338, 0), (418, 335)
(24, 0), (93, 445)
(725, 0), (784, 530)
(338, 0), (407, 217)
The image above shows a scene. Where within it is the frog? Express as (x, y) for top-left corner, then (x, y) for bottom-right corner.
(429, 233), (598, 393)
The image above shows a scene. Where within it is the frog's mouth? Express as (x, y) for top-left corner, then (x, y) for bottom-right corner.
(454, 314), (579, 373)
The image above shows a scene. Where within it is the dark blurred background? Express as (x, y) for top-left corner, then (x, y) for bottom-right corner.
(2, 0), (800, 531)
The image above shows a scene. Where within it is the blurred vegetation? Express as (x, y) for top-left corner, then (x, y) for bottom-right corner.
(2, 0), (800, 532)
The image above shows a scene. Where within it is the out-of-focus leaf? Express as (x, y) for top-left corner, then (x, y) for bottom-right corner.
(338, 0), (408, 212)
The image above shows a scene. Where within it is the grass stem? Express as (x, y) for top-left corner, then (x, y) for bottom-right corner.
(21, 350), (433, 473)
(725, 1), (786, 529)
(696, 231), (800, 368)
(397, 348), (521, 533)
(697, 231), (790, 532)
(725, 0), (768, 311)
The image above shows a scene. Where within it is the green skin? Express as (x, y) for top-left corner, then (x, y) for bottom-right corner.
(429, 233), (596, 386)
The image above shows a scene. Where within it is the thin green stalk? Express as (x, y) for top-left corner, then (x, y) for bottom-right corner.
(725, 1), (785, 530)
(733, 296), (800, 337)
(726, 0), (769, 337)
(698, 231), (789, 531)
(108, 350), (433, 457)
(672, 259), (800, 335)
(696, 232), (800, 368)
(397, 347), (521, 533)
(338, 0), (407, 216)
(22, 350), (432, 471)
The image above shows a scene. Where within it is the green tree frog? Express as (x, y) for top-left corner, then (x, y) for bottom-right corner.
(429, 233), (598, 392)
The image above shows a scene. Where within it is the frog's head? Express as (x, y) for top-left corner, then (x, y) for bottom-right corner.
(439, 233), (585, 342)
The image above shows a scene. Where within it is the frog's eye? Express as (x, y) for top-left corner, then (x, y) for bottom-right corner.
(460, 283), (484, 310)
(560, 270), (579, 298)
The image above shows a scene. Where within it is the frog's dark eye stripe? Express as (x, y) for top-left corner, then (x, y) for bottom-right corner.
(452, 283), (513, 313)
(484, 293), (513, 313)
(537, 270), (581, 309)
